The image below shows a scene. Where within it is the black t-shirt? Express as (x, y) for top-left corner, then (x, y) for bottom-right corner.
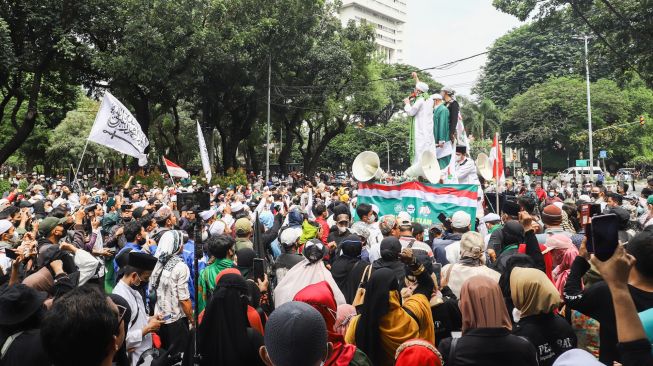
(513, 313), (577, 366)
(565, 256), (653, 364)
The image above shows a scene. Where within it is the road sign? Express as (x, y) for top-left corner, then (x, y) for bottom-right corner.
(599, 150), (607, 159)
(532, 163), (539, 170)
(576, 160), (588, 167)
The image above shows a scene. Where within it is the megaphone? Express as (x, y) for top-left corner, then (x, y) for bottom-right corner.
(476, 153), (493, 180)
(352, 151), (384, 182)
(404, 150), (441, 184)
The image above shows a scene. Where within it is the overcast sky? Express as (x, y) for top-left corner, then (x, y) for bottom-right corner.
(405, 1), (523, 98)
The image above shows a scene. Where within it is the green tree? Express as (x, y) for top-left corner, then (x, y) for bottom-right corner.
(492, 0), (653, 89)
(475, 13), (612, 107)
(0, 0), (104, 165)
(504, 77), (630, 164)
(46, 94), (122, 168)
(459, 97), (502, 140)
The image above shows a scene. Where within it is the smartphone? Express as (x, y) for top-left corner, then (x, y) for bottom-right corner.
(252, 258), (265, 281)
(4, 249), (17, 260)
(590, 213), (619, 261)
(580, 203), (602, 226)
(437, 213), (447, 224)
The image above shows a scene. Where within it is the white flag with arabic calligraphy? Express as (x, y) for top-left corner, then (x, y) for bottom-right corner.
(88, 92), (149, 166)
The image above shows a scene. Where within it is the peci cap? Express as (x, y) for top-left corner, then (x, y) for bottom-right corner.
(451, 211), (471, 229)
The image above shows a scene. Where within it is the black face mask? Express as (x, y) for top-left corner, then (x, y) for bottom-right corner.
(122, 217), (132, 223)
(137, 237), (146, 246)
(591, 193), (600, 199)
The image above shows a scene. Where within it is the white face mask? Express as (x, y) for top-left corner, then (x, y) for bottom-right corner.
(337, 225), (348, 233)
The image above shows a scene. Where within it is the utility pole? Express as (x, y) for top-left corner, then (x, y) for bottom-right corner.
(583, 35), (594, 182)
(266, 57), (271, 184)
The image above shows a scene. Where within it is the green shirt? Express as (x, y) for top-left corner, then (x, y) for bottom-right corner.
(198, 258), (234, 313)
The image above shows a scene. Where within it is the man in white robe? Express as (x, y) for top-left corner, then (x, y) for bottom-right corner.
(112, 252), (164, 366)
(404, 81), (435, 165)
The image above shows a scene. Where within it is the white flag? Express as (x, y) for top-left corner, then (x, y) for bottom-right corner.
(197, 122), (212, 183)
(88, 92), (149, 166)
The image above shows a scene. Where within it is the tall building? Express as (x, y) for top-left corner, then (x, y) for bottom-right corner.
(338, 0), (408, 64)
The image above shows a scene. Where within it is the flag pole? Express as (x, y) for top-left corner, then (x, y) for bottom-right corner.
(73, 138), (91, 192)
(495, 132), (500, 216)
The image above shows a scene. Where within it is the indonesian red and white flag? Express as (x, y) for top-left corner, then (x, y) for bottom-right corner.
(490, 133), (505, 190)
(163, 157), (189, 178)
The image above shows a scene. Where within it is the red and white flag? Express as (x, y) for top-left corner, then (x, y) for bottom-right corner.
(490, 133), (505, 190)
(163, 157), (189, 178)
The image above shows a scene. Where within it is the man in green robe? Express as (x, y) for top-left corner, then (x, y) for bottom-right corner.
(433, 94), (451, 170)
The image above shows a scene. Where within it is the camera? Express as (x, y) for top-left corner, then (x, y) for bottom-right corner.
(177, 192), (210, 211)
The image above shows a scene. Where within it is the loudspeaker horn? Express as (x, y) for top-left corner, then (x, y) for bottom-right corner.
(404, 150), (442, 184)
(352, 151), (384, 182)
(476, 153), (493, 180)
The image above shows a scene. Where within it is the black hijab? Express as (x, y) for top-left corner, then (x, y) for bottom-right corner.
(498, 254), (536, 318)
(331, 235), (367, 303)
(355, 268), (399, 366)
(198, 273), (264, 366)
(372, 237), (406, 287)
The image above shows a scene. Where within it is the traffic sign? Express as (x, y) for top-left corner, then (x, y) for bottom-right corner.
(599, 150), (607, 159)
(576, 160), (588, 167)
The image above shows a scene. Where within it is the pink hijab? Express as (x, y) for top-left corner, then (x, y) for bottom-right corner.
(546, 235), (579, 296)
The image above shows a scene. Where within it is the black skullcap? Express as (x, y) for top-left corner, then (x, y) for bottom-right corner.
(380, 236), (401, 261)
(264, 301), (327, 366)
(127, 252), (157, 271)
(455, 145), (467, 154)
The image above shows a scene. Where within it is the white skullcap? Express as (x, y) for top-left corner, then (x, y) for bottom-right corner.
(430, 93), (443, 100)
(209, 220), (226, 236)
(0, 220), (12, 235)
(279, 227), (303, 245)
(231, 202), (244, 212)
(199, 209), (216, 221)
(416, 82), (429, 92)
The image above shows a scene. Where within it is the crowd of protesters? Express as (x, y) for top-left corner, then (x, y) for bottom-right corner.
(0, 169), (653, 366)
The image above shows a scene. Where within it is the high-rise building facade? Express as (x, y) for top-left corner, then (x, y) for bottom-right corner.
(338, 0), (408, 64)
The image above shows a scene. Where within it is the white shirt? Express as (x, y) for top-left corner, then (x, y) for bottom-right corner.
(455, 158), (480, 185)
(113, 281), (152, 366)
(153, 260), (190, 324)
(365, 223), (384, 263)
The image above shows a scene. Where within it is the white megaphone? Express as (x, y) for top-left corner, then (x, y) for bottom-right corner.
(352, 151), (385, 182)
(404, 150), (441, 184)
(476, 152), (493, 180)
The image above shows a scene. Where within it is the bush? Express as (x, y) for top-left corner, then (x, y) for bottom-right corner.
(213, 168), (248, 188)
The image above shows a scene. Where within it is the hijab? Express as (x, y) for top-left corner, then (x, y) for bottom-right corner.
(199, 272), (263, 366)
(498, 254), (535, 316)
(353, 267), (433, 366)
(355, 268), (400, 366)
(294, 282), (357, 366)
(510, 267), (561, 317)
(150, 230), (184, 289)
(460, 275), (512, 333)
(394, 339), (443, 366)
(372, 237), (405, 287)
(331, 235), (366, 304)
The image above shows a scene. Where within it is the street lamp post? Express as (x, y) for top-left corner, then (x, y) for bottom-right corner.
(581, 35), (594, 182)
(357, 126), (390, 173)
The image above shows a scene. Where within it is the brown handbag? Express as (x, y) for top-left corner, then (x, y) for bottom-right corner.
(352, 264), (372, 307)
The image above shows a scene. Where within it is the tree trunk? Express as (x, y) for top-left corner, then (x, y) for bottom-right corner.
(171, 105), (182, 161)
(278, 121), (294, 174)
(0, 70), (43, 165)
